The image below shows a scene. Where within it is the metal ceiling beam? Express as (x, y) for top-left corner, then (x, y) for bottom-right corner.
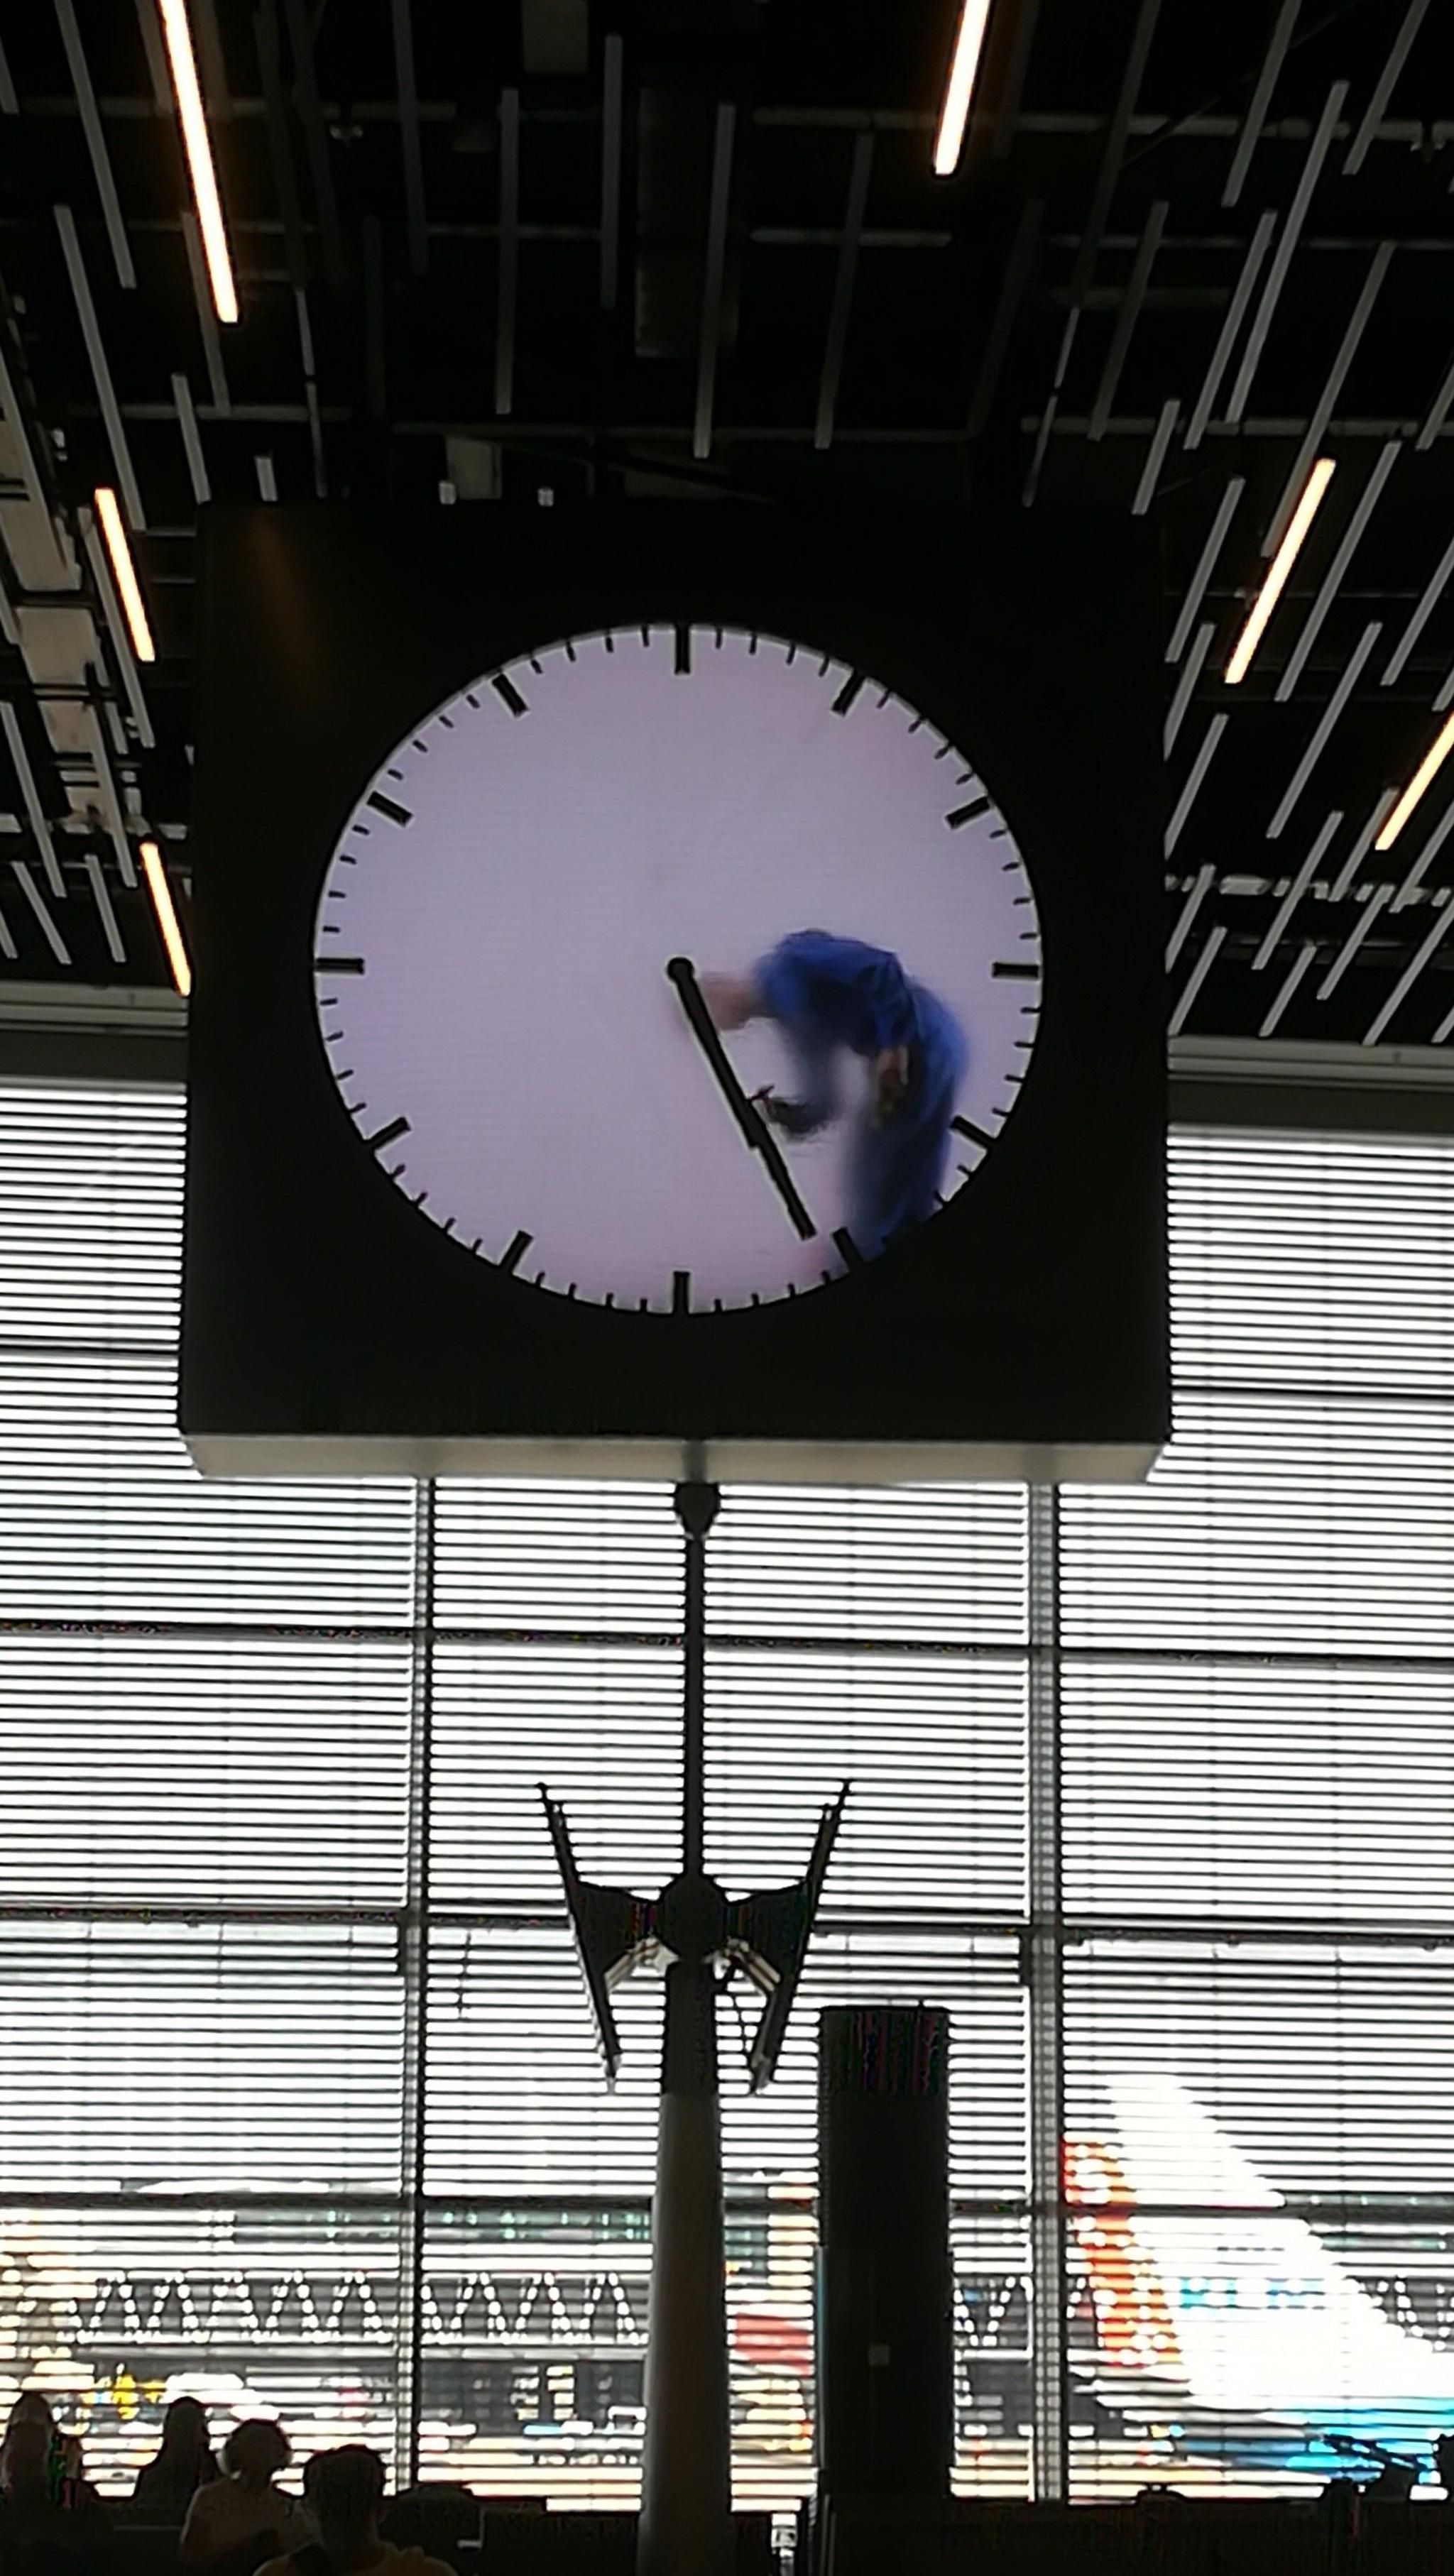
(1166, 477), (1245, 663)
(1223, 0), (1300, 208)
(1417, 349), (1454, 451)
(170, 375), (209, 505)
(1255, 809), (1343, 963)
(1166, 862), (1214, 967)
(180, 210), (231, 413)
(83, 850), (125, 963)
(1088, 201), (1166, 441)
(391, 0), (428, 276)
(1259, 938), (1317, 1034)
(1166, 713), (1229, 852)
(600, 34), (623, 315)
(1169, 922), (1228, 1034)
(1365, 888), (1452, 1041)
(1164, 622), (1214, 753)
(1183, 210), (1275, 450)
(0, 703), (64, 898)
(693, 104), (736, 464)
(1262, 240), (1394, 554)
(54, 204), (146, 529)
(495, 89), (520, 420)
(1318, 879), (1389, 994)
(1267, 623), (1381, 837)
(1275, 439), (1400, 701)
(1068, 0), (1163, 311)
(1344, 0), (1432, 177)
(1382, 530), (1454, 686)
(1132, 395), (1178, 513)
(814, 133), (873, 453)
(1392, 797), (1454, 911)
(966, 197), (1041, 439)
(11, 860), (70, 965)
(1225, 82), (1347, 424)
(280, 0), (345, 287)
(53, 0), (136, 290)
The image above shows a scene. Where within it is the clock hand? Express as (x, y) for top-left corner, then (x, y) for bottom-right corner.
(665, 956), (817, 1242)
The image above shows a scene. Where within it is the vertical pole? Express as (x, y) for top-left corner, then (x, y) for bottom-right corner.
(638, 1474), (731, 2576)
(396, 1475), (435, 2494)
(1025, 1482), (1068, 2500)
(679, 1474), (712, 1879)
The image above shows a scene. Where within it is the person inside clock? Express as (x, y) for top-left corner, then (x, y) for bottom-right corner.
(702, 928), (968, 1259)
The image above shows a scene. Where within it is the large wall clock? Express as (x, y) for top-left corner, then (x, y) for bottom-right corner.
(315, 626), (1041, 1316)
(181, 506), (1168, 1481)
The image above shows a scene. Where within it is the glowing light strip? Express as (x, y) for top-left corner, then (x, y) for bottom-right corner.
(157, 0), (238, 323)
(141, 839), (192, 997)
(94, 486), (155, 663)
(933, 0), (995, 177)
(1374, 709), (1454, 851)
(1224, 456), (1335, 685)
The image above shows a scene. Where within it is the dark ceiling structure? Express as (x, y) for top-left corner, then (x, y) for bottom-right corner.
(0, 0), (1451, 1049)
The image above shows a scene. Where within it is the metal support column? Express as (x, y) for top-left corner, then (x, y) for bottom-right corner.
(395, 1475), (435, 2493)
(1025, 1481), (1069, 2501)
(638, 1474), (732, 2576)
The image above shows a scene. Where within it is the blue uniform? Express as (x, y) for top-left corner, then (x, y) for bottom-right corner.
(753, 930), (968, 1256)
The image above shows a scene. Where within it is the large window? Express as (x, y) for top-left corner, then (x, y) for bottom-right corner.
(1, 1082), (1451, 2505)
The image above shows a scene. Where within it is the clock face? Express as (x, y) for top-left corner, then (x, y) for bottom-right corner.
(314, 625), (1042, 1314)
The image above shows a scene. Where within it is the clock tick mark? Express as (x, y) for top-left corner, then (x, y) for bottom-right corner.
(315, 955), (365, 974)
(831, 672), (865, 718)
(993, 960), (1040, 980)
(499, 1229), (532, 1274)
(952, 1114), (995, 1151)
(674, 625), (691, 674)
(990, 826), (1010, 840)
(492, 672), (528, 717)
(946, 795), (993, 829)
(465, 692), (481, 709)
(673, 1270), (691, 1314)
(366, 791), (412, 828)
(364, 1114), (410, 1152)
(832, 1227), (864, 1268)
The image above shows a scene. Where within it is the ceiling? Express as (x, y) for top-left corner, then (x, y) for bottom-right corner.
(0, 0), (1452, 1048)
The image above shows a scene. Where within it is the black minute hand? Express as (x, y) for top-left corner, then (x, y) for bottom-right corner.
(666, 956), (817, 1243)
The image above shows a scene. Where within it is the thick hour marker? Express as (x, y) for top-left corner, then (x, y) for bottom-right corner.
(831, 672), (865, 718)
(315, 955), (365, 974)
(953, 1114), (995, 1151)
(993, 960), (1040, 980)
(673, 1270), (691, 1314)
(364, 1114), (410, 1151)
(367, 791), (412, 827)
(492, 672), (528, 718)
(946, 794), (993, 829)
(499, 1229), (532, 1273)
(674, 625), (691, 674)
(832, 1227), (863, 1268)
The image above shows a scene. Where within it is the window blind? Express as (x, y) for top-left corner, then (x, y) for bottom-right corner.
(1, 1081), (1451, 2511)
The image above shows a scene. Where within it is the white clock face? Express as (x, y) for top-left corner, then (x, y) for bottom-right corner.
(314, 625), (1042, 1313)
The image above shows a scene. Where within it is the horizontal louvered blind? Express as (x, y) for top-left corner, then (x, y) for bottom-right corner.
(0, 1082), (412, 2478)
(4, 1080), (1451, 2514)
(1059, 1126), (1454, 2496)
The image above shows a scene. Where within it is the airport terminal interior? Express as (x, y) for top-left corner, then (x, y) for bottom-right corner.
(1, 3), (1454, 2572)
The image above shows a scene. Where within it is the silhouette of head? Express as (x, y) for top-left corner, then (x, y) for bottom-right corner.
(160, 2397), (211, 2459)
(302, 2445), (386, 2536)
(221, 2420), (290, 2485)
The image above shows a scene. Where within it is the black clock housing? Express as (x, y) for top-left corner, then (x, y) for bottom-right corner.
(180, 504), (1169, 1481)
